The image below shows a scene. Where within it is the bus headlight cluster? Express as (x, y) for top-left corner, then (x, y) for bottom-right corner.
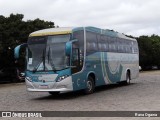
(57, 75), (69, 82)
(25, 77), (32, 82)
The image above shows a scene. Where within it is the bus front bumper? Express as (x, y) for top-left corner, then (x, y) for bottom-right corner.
(25, 76), (73, 92)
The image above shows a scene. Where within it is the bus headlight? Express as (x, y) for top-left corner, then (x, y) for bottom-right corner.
(25, 77), (32, 82)
(57, 75), (69, 82)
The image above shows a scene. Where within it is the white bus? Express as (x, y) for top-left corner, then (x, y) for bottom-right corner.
(14, 26), (139, 94)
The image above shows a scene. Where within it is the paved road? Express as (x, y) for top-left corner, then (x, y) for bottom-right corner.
(0, 71), (160, 119)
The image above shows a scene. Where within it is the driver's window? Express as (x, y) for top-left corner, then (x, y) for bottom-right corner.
(72, 48), (79, 66)
(71, 42), (80, 74)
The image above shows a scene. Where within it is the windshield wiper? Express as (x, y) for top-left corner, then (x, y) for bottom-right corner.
(48, 46), (56, 72)
(32, 49), (45, 73)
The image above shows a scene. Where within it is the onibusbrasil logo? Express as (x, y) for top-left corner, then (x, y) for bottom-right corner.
(2, 112), (42, 118)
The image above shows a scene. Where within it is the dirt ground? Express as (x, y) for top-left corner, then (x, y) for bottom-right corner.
(0, 71), (160, 120)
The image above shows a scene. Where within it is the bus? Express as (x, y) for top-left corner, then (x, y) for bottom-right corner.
(14, 27), (139, 95)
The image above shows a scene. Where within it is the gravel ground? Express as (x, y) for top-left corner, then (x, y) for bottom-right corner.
(0, 71), (160, 120)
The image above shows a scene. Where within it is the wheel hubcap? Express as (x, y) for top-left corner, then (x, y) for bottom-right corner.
(127, 74), (130, 84)
(87, 81), (92, 91)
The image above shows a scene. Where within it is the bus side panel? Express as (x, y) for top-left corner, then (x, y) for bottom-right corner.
(71, 52), (139, 91)
(104, 52), (139, 82)
(72, 72), (87, 91)
(117, 53), (139, 81)
(71, 52), (106, 91)
(101, 52), (123, 84)
(85, 52), (106, 86)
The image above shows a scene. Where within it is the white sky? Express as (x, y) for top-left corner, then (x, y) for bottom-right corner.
(0, 0), (160, 37)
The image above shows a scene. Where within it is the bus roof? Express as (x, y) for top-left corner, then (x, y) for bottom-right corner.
(29, 27), (74, 37)
(29, 26), (136, 41)
(84, 27), (136, 41)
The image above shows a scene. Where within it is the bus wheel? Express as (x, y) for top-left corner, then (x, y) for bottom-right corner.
(84, 76), (95, 94)
(48, 92), (60, 96)
(125, 71), (130, 85)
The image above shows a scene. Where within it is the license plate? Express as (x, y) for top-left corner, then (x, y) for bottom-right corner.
(39, 85), (49, 89)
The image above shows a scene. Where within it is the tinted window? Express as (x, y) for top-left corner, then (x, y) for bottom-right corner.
(48, 34), (70, 43)
(86, 31), (98, 52)
(28, 36), (46, 45)
(73, 31), (84, 52)
(108, 37), (117, 52)
(98, 35), (109, 52)
(132, 41), (138, 53)
(117, 38), (124, 53)
(72, 30), (84, 72)
(117, 38), (137, 53)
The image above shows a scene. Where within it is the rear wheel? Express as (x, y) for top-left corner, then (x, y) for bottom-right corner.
(125, 71), (130, 85)
(84, 76), (95, 94)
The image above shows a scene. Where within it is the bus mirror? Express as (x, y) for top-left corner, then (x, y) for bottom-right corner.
(65, 42), (72, 56)
(14, 43), (27, 59)
(65, 39), (78, 56)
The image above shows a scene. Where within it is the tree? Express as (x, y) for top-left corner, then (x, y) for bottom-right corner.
(137, 35), (160, 70)
(0, 13), (55, 80)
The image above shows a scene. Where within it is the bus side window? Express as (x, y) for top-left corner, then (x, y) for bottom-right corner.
(117, 38), (122, 53)
(108, 37), (116, 52)
(71, 48), (80, 73)
(86, 31), (98, 53)
(72, 30), (84, 73)
(133, 41), (138, 53)
(72, 48), (79, 65)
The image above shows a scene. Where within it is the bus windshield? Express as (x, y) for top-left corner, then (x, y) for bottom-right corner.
(27, 34), (70, 72)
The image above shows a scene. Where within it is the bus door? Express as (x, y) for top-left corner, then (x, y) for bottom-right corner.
(71, 41), (80, 74)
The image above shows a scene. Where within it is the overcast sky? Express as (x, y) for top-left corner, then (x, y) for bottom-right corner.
(0, 0), (160, 37)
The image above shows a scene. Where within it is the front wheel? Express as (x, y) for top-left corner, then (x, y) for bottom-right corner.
(84, 76), (95, 94)
(48, 92), (60, 96)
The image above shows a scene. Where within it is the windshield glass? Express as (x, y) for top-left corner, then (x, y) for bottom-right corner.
(27, 34), (70, 71)
(27, 37), (46, 71)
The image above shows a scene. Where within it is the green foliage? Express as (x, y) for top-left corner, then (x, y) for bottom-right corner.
(137, 35), (160, 70)
(0, 13), (54, 70)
